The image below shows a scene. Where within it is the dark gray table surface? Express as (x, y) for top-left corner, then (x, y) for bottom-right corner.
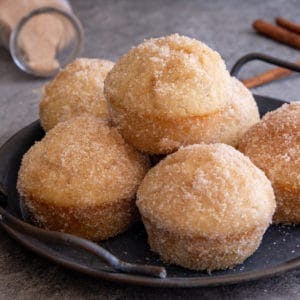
(0, 0), (299, 299)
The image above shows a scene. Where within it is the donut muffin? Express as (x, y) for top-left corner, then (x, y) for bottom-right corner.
(239, 103), (300, 224)
(218, 77), (259, 147)
(105, 34), (234, 154)
(137, 143), (275, 271)
(17, 115), (149, 241)
(40, 58), (114, 131)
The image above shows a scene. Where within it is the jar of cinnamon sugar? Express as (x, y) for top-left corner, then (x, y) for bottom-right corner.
(0, 0), (83, 77)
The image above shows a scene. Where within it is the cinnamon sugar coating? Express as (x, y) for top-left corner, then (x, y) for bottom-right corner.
(109, 77), (259, 154)
(220, 77), (259, 147)
(40, 58), (114, 131)
(104, 34), (258, 154)
(137, 143), (275, 271)
(105, 34), (231, 118)
(239, 103), (300, 224)
(17, 115), (149, 241)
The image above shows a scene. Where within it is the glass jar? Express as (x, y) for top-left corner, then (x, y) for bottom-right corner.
(0, 0), (83, 77)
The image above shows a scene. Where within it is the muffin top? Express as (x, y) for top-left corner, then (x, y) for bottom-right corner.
(239, 103), (300, 191)
(137, 143), (275, 238)
(40, 58), (114, 131)
(104, 34), (231, 118)
(18, 115), (149, 206)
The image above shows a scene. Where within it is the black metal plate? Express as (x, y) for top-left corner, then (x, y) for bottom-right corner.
(0, 95), (299, 288)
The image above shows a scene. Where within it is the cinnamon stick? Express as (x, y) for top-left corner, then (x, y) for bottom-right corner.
(253, 19), (300, 50)
(242, 60), (300, 89)
(276, 17), (300, 35)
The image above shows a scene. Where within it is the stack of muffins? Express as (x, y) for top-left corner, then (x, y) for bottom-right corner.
(17, 34), (299, 272)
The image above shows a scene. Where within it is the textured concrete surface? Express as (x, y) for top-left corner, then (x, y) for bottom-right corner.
(0, 0), (299, 298)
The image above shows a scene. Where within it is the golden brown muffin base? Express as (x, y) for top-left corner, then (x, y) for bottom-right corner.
(110, 106), (224, 154)
(272, 183), (300, 224)
(24, 195), (138, 241)
(143, 217), (266, 271)
(110, 105), (258, 155)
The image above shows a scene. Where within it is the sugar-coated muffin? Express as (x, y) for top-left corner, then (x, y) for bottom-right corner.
(104, 34), (233, 154)
(218, 77), (259, 147)
(40, 58), (114, 131)
(17, 115), (149, 241)
(137, 143), (276, 271)
(107, 76), (259, 152)
(239, 103), (300, 224)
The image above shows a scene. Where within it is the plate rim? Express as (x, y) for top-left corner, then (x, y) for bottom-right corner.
(0, 95), (299, 288)
(2, 222), (300, 288)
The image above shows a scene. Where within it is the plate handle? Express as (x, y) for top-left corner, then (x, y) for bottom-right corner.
(0, 193), (166, 279)
(231, 53), (300, 78)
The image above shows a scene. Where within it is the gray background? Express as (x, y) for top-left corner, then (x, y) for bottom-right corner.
(0, 0), (299, 299)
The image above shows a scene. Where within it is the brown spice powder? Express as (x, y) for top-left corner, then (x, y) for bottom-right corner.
(0, 0), (72, 74)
